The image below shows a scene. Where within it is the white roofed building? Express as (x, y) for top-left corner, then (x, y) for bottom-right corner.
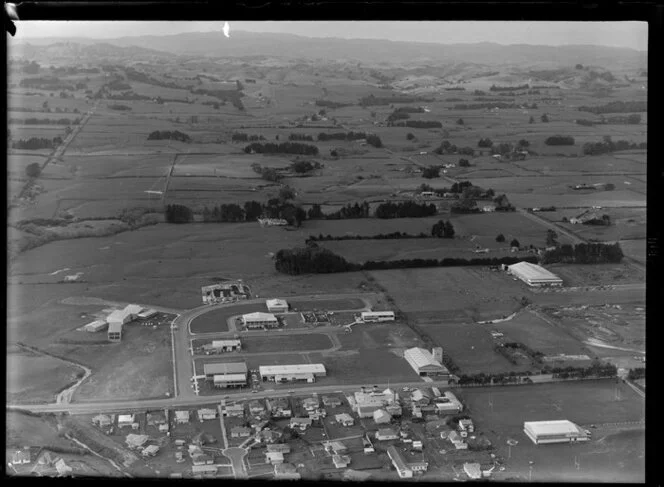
(266, 299), (289, 313)
(210, 339), (242, 352)
(259, 364), (326, 383)
(242, 312), (279, 329)
(524, 420), (590, 445)
(404, 348), (450, 378)
(507, 262), (563, 287)
(84, 320), (107, 332)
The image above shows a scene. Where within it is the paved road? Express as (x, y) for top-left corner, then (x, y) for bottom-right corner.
(223, 447), (248, 479)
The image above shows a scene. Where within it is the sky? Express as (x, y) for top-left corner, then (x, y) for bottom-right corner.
(15, 21), (648, 51)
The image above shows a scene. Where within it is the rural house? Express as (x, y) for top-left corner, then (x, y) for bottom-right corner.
(10, 448), (32, 465)
(333, 454), (351, 469)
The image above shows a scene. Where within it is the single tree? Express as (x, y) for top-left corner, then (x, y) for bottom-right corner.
(278, 185), (295, 202)
(406, 132), (415, 141)
(510, 238), (520, 248)
(457, 118), (464, 125)
(546, 229), (559, 247)
(495, 233), (505, 243)
(458, 158), (470, 167)
(541, 113), (550, 123)
(25, 162), (42, 178)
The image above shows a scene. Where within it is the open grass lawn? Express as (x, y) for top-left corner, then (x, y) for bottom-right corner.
(288, 297), (366, 311)
(240, 333), (335, 353)
(491, 310), (589, 356)
(421, 321), (530, 374)
(6, 411), (74, 450)
(67, 324), (173, 402)
(315, 349), (422, 385)
(7, 349), (83, 404)
(457, 381), (644, 482)
(617, 239), (646, 264)
(547, 263), (645, 287)
(369, 267), (529, 320)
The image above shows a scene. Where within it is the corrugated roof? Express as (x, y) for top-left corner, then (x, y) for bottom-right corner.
(259, 364), (326, 375)
(243, 312), (278, 321)
(108, 322), (123, 333)
(404, 348), (445, 370)
(524, 420), (583, 436)
(213, 373), (248, 382)
(204, 362), (248, 375)
(211, 339), (241, 347)
(508, 261), (562, 283)
(266, 298), (288, 306)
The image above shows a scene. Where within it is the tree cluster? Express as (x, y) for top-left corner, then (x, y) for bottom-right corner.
(431, 219), (455, 238)
(12, 137), (60, 150)
(374, 201), (437, 219)
(288, 133), (314, 141)
(316, 202), (371, 220)
(490, 83), (529, 91)
(306, 232), (431, 243)
(453, 102), (524, 110)
(422, 166), (441, 179)
(25, 162), (42, 178)
(147, 130), (192, 143)
(232, 133), (265, 142)
(541, 242), (624, 264)
(290, 159), (321, 174)
(365, 134), (383, 148)
(20, 77), (75, 91)
(10, 117), (81, 125)
(244, 142), (319, 156)
(317, 131), (367, 141)
(315, 100), (349, 109)
(627, 367), (645, 381)
(275, 247), (359, 275)
(125, 67), (185, 90)
(389, 120), (442, 129)
(578, 100), (647, 114)
(165, 204), (194, 223)
(359, 94), (433, 106)
(22, 61), (40, 74)
(582, 137), (646, 155)
(478, 138), (493, 148)
(106, 79), (132, 91)
(545, 135), (575, 146)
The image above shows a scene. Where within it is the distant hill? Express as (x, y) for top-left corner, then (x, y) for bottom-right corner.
(12, 31), (646, 69)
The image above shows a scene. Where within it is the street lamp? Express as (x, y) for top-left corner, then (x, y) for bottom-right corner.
(529, 461), (534, 482)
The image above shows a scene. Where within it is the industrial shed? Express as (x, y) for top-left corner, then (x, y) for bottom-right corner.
(507, 262), (563, 287)
(259, 364), (326, 383)
(266, 298), (289, 313)
(204, 362), (248, 388)
(242, 312), (279, 329)
(523, 420), (590, 445)
(404, 348), (450, 377)
(210, 339), (242, 352)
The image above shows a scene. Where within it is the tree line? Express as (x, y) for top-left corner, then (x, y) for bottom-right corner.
(540, 242), (624, 264)
(389, 120), (442, 129)
(359, 94), (433, 106)
(274, 245), (540, 275)
(582, 137), (646, 155)
(577, 114), (641, 126)
(375, 201), (437, 219)
(244, 141), (319, 156)
(232, 133), (265, 142)
(545, 135), (575, 146)
(147, 130), (192, 143)
(9, 117), (81, 125)
(288, 133), (314, 141)
(317, 131), (367, 141)
(578, 100), (647, 114)
(315, 99), (350, 109)
(165, 199), (308, 226)
(304, 220), (454, 242)
(12, 136), (62, 150)
(490, 83), (530, 91)
(453, 102), (537, 110)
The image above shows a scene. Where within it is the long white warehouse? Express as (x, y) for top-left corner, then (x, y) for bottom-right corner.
(403, 347), (450, 378)
(523, 420), (590, 445)
(259, 364), (327, 383)
(507, 262), (563, 287)
(361, 311), (395, 322)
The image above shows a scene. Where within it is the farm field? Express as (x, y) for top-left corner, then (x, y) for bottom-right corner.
(458, 381), (644, 482)
(547, 263), (645, 287)
(6, 348), (84, 404)
(617, 239), (646, 264)
(369, 266), (530, 320)
(65, 324), (174, 402)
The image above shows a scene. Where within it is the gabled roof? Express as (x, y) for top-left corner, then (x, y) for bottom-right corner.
(243, 312), (278, 321)
(204, 362), (248, 375)
(508, 261), (562, 282)
(404, 348), (446, 370)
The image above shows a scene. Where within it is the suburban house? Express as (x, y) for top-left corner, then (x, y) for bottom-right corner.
(354, 389), (399, 418)
(274, 463), (301, 480)
(459, 419), (475, 433)
(265, 451), (285, 465)
(333, 455), (351, 469)
(267, 443), (291, 454)
(191, 454), (214, 466)
(142, 445), (160, 457)
(290, 417), (313, 431)
(248, 400), (265, 416)
(448, 431), (468, 449)
(302, 397), (320, 411)
(223, 404), (245, 418)
(322, 395), (342, 408)
(125, 434), (149, 450)
(192, 465), (217, 477)
(258, 429), (282, 444)
(375, 428), (399, 441)
(411, 389), (432, 406)
(373, 409), (392, 424)
(242, 312), (279, 329)
(324, 441), (348, 455)
(197, 408), (217, 421)
(117, 414), (135, 428)
(175, 410), (190, 424)
(10, 448), (32, 465)
(92, 414), (112, 428)
(230, 426), (252, 438)
(335, 413), (355, 427)
(387, 445), (428, 478)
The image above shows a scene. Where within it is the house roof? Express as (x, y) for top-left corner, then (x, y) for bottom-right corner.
(175, 410), (190, 419)
(377, 428), (397, 436)
(335, 413), (354, 422)
(508, 261), (562, 283)
(243, 312), (278, 322)
(230, 426), (252, 433)
(118, 414), (134, 422)
(386, 446), (409, 471)
(204, 362), (248, 375)
(211, 339), (241, 347)
(107, 322), (123, 333)
(290, 417), (313, 425)
(404, 348), (446, 371)
(143, 445), (160, 454)
(266, 298), (288, 307)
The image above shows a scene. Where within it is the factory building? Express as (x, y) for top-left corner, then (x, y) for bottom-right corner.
(524, 420), (590, 445)
(507, 261), (563, 287)
(203, 362), (248, 388)
(106, 304), (142, 342)
(242, 312), (279, 330)
(210, 339), (242, 352)
(266, 299), (289, 313)
(403, 347), (450, 378)
(360, 311), (395, 322)
(259, 364), (327, 383)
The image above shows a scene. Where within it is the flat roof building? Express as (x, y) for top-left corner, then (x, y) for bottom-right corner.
(242, 312), (279, 329)
(404, 348), (450, 377)
(259, 364), (326, 384)
(508, 262), (563, 287)
(524, 420), (590, 445)
(361, 311), (395, 322)
(266, 298), (289, 313)
(210, 339), (242, 352)
(204, 362), (248, 388)
(84, 320), (107, 332)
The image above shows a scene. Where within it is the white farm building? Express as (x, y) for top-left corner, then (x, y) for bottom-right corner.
(507, 262), (563, 287)
(242, 312), (279, 329)
(404, 348), (450, 378)
(523, 420), (590, 445)
(266, 299), (289, 313)
(361, 311), (395, 322)
(259, 364), (327, 383)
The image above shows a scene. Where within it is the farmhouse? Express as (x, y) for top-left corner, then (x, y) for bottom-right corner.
(507, 261), (563, 287)
(361, 311), (395, 322)
(259, 364), (326, 383)
(10, 448), (32, 465)
(210, 339), (242, 352)
(242, 312), (279, 329)
(482, 205), (496, 212)
(266, 298), (289, 313)
(204, 362), (248, 388)
(524, 420), (590, 445)
(404, 347), (450, 377)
